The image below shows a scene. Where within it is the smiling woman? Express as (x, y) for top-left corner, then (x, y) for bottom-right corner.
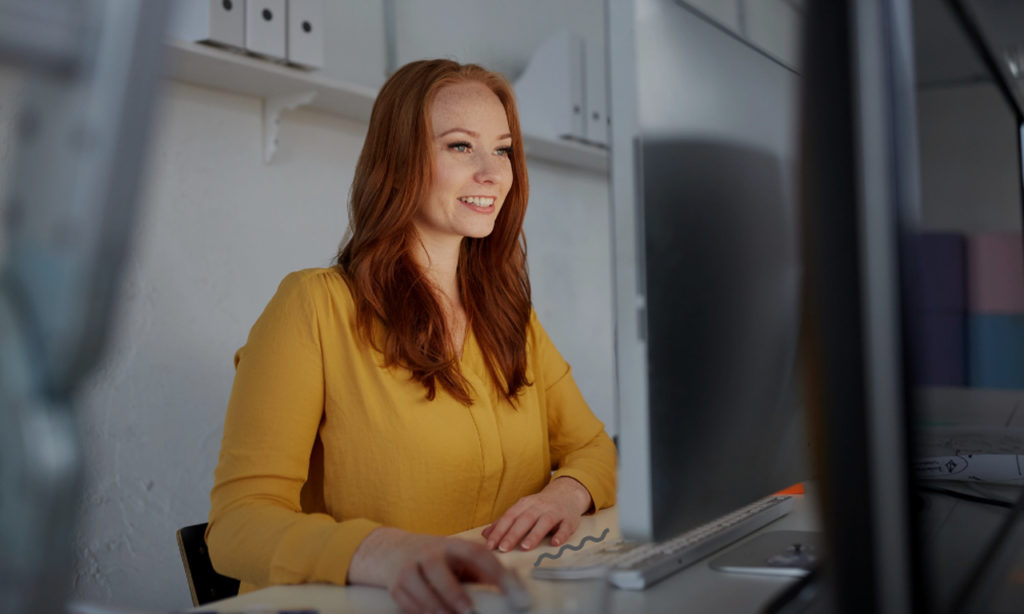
(204, 59), (617, 614)
(417, 81), (514, 244)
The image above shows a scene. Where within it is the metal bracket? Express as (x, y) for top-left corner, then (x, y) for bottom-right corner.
(263, 90), (317, 163)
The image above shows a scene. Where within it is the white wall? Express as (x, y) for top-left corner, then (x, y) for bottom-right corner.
(391, 0), (605, 82)
(0, 7), (614, 610)
(69, 81), (364, 609)
(524, 163), (614, 427)
(916, 81), (1023, 232)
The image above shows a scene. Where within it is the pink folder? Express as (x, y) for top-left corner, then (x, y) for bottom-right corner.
(966, 232), (1024, 313)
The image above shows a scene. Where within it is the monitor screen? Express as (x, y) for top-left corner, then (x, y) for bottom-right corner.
(609, 0), (1024, 611)
(796, 0), (1024, 612)
(905, 0), (1024, 612)
(607, 0), (809, 544)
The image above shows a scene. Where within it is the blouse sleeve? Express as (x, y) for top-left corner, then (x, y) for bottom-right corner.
(206, 270), (379, 588)
(531, 312), (618, 512)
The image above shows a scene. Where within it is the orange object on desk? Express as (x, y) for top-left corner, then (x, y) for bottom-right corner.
(775, 483), (805, 495)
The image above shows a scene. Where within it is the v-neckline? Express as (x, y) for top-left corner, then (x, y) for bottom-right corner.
(458, 321), (474, 363)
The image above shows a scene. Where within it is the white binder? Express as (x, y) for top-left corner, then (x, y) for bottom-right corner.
(169, 0), (246, 49)
(514, 31), (586, 142)
(245, 0), (286, 60)
(286, 0), (325, 69)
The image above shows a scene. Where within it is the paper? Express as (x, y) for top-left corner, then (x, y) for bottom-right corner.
(914, 454), (1024, 484)
(915, 426), (1024, 456)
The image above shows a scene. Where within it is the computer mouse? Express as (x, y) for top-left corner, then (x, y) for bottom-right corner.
(466, 583), (532, 613)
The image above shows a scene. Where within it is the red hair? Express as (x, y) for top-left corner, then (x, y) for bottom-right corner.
(337, 59), (531, 405)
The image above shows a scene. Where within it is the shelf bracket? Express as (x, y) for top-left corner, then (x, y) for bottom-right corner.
(263, 90), (317, 163)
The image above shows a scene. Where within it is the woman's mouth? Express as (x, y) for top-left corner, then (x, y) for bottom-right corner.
(458, 196), (496, 212)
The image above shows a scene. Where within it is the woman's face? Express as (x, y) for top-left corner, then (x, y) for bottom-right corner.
(414, 81), (514, 248)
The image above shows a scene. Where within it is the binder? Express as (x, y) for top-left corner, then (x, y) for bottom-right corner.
(245, 0), (286, 60)
(515, 31), (586, 142)
(169, 0), (246, 49)
(286, 0), (324, 69)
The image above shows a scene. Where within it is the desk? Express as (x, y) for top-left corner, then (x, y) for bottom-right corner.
(193, 495), (819, 614)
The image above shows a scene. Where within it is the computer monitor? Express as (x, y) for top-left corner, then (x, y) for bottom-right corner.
(799, 0), (1024, 612)
(606, 0), (809, 544)
(609, 0), (1024, 612)
(777, 0), (1024, 613)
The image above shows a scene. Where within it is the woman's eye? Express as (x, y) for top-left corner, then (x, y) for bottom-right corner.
(448, 142), (471, 153)
(496, 147), (513, 157)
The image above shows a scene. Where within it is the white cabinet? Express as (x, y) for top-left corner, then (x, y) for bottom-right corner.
(515, 31), (610, 148)
(745, 0), (803, 70)
(678, 0), (804, 72)
(682, 0), (741, 33)
(515, 31), (586, 142)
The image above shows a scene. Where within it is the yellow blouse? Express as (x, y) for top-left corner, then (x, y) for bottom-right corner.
(206, 267), (617, 592)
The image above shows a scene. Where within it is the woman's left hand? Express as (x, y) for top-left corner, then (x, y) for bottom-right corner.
(481, 477), (593, 552)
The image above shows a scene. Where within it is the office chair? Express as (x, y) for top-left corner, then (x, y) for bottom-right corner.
(175, 523), (240, 606)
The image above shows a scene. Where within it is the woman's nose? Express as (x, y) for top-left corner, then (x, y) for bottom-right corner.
(474, 152), (504, 183)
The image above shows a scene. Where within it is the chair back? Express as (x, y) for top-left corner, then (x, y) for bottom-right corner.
(175, 522), (240, 606)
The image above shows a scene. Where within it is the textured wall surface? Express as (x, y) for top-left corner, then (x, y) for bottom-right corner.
(69, 81), (364, 609)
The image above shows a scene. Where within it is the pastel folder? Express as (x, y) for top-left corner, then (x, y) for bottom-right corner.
(968, 313), (1024, 389)
(967, 232), (1024, 313)
(906, 232), (966, 312)
(906, 312), (966, 386)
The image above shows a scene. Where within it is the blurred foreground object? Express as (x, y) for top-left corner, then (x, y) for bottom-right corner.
(0, 1), (167, 613)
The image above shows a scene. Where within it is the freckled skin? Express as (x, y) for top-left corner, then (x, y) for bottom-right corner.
(413, 81), (514, 251)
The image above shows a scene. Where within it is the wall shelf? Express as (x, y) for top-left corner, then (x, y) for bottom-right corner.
(163, 39), (608, 173)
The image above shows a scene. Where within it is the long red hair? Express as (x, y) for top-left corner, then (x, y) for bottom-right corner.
(337, 59), (531, 405)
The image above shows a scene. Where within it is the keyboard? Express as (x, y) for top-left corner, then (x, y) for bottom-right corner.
(532, 494), (794, 590)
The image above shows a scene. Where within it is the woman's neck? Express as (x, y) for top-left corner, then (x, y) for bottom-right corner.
(411, 234), (462, 302)
(411, 235), (467, 352)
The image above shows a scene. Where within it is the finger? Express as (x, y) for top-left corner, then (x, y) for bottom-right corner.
(550, 518), (579, 547)
(390, 585), (420, 614)
(481, 524), (493, 539)
(444, 539), (509, 586)
(444, 542), (532, 611)
(518, 513), (558, 551)
(484, 505), (524, 550)
(496, 511), (540, 553)
(421, 556), (474, 614)
(394, 561), (446, 613)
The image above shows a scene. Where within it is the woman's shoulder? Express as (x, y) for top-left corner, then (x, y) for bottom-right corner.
(525, 307), (545, 343)
(524, 307), (557, 359)
(274, 266), (356, 313)
(523, 309), (572, 376)
(279, 266), (346, 288)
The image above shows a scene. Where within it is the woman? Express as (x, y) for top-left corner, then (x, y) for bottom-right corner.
(206, 59), (617, 614)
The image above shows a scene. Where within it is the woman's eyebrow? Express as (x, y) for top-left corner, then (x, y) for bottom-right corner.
(436, 127), (512, 140)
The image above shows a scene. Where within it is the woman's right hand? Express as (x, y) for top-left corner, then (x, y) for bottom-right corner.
(348, 526), (528, 614)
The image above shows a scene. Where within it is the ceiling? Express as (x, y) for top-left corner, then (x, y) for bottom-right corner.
(913, 0), (1024, 114)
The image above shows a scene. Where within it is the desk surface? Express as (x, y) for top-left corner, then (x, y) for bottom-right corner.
(193, 495), (819, 614)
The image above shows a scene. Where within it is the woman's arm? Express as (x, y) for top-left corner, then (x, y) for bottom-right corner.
(349, 527), (525, 614)
(482, 313), (617, 552)
(206, 271), (380, 587)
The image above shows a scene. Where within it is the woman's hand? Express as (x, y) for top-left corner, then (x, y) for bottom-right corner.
(482, 477), (593, 552)
(348, 527), (525, 614)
